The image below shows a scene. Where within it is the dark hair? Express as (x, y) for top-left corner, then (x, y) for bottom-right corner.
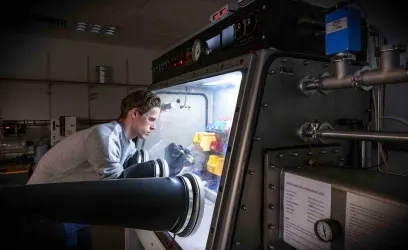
(119, 90), (161, 119)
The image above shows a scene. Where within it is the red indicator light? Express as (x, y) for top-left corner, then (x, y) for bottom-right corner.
(221, 8), (227, 15)
(179, 60), (183, 65)
(213, 13), (219, 20)
(173, 63), (177, 67)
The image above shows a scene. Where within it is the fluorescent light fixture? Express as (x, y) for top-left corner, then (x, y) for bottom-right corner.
(76, 22), (117, 36)
(202, 74), (242, 86)
(105, 26), (116, 35)
(76, 22), (87, 31)
(91, 24), (101, 33)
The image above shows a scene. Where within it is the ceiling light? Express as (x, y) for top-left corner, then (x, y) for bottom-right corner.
(76, 22), (87, 31)
(75, 22), (117, 36)
(91, 24), (101, 33)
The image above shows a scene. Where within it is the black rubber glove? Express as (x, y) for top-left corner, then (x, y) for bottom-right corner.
(164, 143), (194, 177)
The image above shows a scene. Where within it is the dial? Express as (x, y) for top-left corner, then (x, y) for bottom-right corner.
(314, 219), (341, 242)
(192, 39), (203, 62)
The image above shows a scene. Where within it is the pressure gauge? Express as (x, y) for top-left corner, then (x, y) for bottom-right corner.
(314, 219), (341, 242)
(192, 39), (203, 62)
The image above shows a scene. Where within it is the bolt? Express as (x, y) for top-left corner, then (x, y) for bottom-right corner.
(269, 165), (275, 169)
(235, 241), (241, 246)
(254, 137), (261, 141)
(262, 35), (266, 39)
(339, 157), (345, 161)
(293, 152), (299, 156)
(281, 58), (287, 63)
(278, 154), (283, 158)
(248, 170), (254, 175)
(268, 70), (275, 74)
(334, 149), (339, 153)
(323, 63), (330, 67)
(241, 205), (248, 210)
(262, 103), (269, 107)
(268, 204), (275, 210)
(304, 60), (309, 65)
(307, 92), (312, 97)
(262, 5), (266, 9)
(321, 150), (327, 154)
(268, 224), (275, 229)
(308, 151), (313, 155)
(268, 246), (275, 250)
(269, 184), (275, 190)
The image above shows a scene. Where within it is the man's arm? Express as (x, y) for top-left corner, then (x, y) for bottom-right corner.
(84, 127), (124, 180)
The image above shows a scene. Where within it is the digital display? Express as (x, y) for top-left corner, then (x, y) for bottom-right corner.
(171, 52), (187, 69)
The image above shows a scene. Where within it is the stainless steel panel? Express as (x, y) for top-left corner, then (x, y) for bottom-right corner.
(231, 55), (371, 250)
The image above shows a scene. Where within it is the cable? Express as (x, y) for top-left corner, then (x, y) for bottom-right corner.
(367, 116), (408, 130)
(167, 233), (176, 249)
(371, 91), (408, 177)
(363, 148), (388, 169)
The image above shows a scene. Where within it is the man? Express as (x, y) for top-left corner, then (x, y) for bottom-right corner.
(28, 90), (161, 184)
(26, 90), (161, 250)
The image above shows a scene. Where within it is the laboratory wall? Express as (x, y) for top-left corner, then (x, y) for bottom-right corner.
(0, 33), (158, 120)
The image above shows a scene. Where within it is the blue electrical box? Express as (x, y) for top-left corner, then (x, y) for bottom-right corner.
(325, 7), (361, 55)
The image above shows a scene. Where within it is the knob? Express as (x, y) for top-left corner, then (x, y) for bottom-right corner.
(314, 219), (341, 242)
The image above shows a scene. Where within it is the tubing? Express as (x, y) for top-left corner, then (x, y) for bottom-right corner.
(0, 173), (205, 237)
(315, 130), (408, 143)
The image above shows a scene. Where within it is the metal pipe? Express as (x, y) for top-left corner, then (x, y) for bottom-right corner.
(361, 68), (408, 86)
(156, 91), (209, 127)
(306, 44), (408, 91)
(321, 74), (354, 89)
(335, 58), (351, 79)
(376, 85), (385, 165)
(320, 54), (356, 90)
(0, 173), (205, 237)
(314, 130), (408, 143)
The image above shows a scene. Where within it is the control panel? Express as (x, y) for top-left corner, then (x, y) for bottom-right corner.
(151, 0), (339, 84)
(234, 11), (260, 46)
(152, 11), (261, 79)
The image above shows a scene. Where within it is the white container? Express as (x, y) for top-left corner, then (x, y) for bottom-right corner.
(96, 66), (112, 83)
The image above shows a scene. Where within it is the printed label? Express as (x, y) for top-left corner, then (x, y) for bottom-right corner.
(345, 192), (408, 250)
(326, 17), (347, 34)
(283, 173), (331, 250)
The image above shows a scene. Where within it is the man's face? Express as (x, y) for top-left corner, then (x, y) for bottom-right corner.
(132, 107), (160, 139)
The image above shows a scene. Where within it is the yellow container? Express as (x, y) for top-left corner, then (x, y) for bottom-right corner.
(193, 132), (216, 151)
(207, 155), (225, 176)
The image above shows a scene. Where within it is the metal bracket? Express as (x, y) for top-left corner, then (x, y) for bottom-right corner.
(263, 145), (344, 249)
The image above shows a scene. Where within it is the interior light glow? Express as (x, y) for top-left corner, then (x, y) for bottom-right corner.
(201, 74), (242, 86)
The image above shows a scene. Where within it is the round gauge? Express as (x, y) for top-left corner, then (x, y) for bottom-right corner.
(192, 39), (203, 62)
(314, 219), (341, 242)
